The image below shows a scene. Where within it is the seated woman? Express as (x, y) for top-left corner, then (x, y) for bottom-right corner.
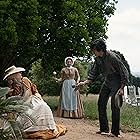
(3, 65), (67, 140)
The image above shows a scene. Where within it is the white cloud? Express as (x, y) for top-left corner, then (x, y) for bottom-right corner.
(108, 8), (140, 40)
(106, 8), (140, 72)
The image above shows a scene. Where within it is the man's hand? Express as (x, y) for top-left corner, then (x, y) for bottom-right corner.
(74, 82), (84, 91)
(76, 79), (92, 89)
(76, 81), (85, 87)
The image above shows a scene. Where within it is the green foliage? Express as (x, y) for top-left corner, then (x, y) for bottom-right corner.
(28, 59), (48, 94)
(83, 99), (98, 120)
(29, 59), (61, 95)
(74, 60), (89, 94)
(85, 61), (105, 95)
(0, 0), (118, 86)
(0, 87), (32, 139)
(88, 74), (104, 95)
(37, 0), (118, 75)
(74, 60), (88, 80)
(0, 0), (41, 85)
(131, 75), (140, 87)
(43, 96), (59, 111)
(121, 103), (140, 132)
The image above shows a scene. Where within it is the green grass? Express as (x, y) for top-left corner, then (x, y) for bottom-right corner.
(82, 95), (111, 121)
(121, 103), (140, 132)
(83, 97), (98, 120)
(43, 95), (59, 111)
(43, 95), (140, 132)
(83, 100), (98, 120)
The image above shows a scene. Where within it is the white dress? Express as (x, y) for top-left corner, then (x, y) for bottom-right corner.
(18, 90), (57, 133)
(5, 77), (66, 139)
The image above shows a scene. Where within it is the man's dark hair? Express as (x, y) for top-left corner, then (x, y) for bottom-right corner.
(89, 39), (107, 52)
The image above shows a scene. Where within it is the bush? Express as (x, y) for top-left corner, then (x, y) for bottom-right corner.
(74, 60), (88, 94)
(29, 59), (90, 96)
(43, 96), (59, 111)
(83, 100), (98, 120)
(28, 59), (61, 96)
(0, 87), (32, 139)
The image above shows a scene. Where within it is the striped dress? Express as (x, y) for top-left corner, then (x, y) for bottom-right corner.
(7, 77), (67, 139)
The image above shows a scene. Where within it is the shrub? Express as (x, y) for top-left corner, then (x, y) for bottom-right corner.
(0, 87), (32, 139)
(28, 59), (61, 96)
(43, 96), (59, 111)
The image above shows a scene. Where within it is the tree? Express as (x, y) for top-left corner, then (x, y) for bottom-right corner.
(0, 0), (117, 85)
(0, 0), (41, 85)
(37, 0), (118, 76)
(28, 59), (62, 95)
(131, 75), (140, 87)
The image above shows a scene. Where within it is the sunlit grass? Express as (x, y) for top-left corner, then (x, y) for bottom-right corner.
(121, 103), (140, 132)
(82, 95), (98, 120)
(43, 95), (59, 111)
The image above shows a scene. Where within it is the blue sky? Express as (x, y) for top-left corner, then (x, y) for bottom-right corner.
(106, 0), (140, 73)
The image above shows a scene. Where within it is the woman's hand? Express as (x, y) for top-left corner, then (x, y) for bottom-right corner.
(53, 77), (62, 83)
(52, 77), (58, 82)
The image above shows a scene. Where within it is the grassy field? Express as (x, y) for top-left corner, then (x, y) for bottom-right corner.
(43, 94), (140, 133)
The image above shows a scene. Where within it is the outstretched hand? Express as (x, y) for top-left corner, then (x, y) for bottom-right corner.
(76, 82), (85, 88)
(52, 77), (58, 82)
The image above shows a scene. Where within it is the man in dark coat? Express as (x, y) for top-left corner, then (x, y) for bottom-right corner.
(77, 39), (129, 137)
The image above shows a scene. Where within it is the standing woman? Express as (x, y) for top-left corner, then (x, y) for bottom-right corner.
(56, 57), (84, 118)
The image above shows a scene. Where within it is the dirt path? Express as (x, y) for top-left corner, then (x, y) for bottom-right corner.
(55, 117), (140, 140)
